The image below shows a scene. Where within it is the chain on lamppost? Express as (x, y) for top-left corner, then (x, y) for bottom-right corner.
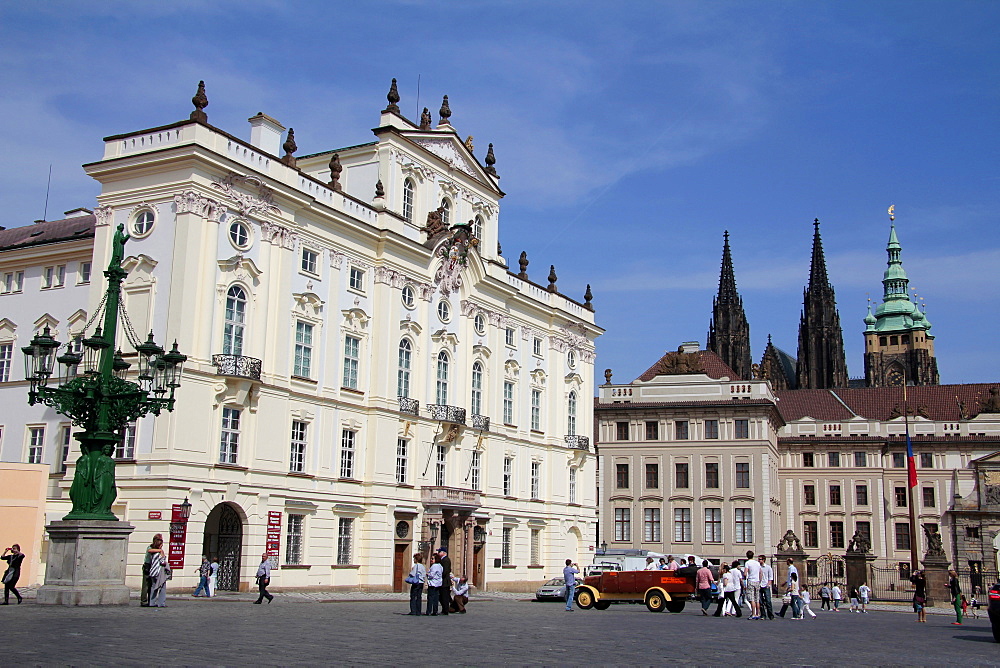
(22, 223), (186, 521)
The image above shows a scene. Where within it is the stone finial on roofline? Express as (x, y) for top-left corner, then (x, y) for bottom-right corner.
(375, 179), (385, 198)
(547, 265), (558, 293)
(584, 284), (594, 311)
(191, 81), (208, 123)
(439, 95), (452, 125)
(518, 251), (529, 279)
(328, 153), (343, 191)
(484, 143), (497, 177)
(282, 128), (298, 167)
(384, 78), (401, 114)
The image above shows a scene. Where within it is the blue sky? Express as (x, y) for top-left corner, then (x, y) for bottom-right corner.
(1, 1), (998, 384)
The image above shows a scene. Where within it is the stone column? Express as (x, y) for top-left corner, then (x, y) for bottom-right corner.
(845, 551), (875, 592)
(37, 520), (134, 605)
(921, 555), (950, 608)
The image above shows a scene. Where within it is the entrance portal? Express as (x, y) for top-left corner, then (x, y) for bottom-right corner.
(203, 503), (244, 592)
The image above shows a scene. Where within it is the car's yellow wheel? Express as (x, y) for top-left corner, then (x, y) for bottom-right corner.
(576, 588), (595, 610)
(645, 590), (666, 613)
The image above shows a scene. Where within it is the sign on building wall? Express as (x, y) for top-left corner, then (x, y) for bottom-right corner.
(266, 511), (282, 568)
(168, 504), (189, 569)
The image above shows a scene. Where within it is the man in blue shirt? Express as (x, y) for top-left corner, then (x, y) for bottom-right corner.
(563, 559), (580, 611)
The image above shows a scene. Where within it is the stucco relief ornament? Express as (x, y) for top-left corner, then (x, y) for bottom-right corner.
(433, 226), (478, 297)
(212, 173), (281, 218)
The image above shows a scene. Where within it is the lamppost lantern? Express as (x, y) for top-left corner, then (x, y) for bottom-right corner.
(22, 326), (60, 391)
(56, 349), (83, 386)
(600, 540), (608, 554)
(81, 327), (109, 375)
(112, 349), (131, 380)
(179, 496), (192, 520)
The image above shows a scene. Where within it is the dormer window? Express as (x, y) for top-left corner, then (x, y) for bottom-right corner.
(440, 199), (451, 226)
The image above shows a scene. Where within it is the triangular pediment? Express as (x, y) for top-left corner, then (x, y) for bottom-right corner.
(971, 450), (1000, 466)
(410, 135), (481, 179)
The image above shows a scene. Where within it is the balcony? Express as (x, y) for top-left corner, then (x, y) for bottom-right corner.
(421, 485), (482, 509)
(565, 435), (590, 451)
(398, 396), (420, 416)
(471, 414), (490, 431)
(426, 404), (466, 424)
(212, 354), (262, 381)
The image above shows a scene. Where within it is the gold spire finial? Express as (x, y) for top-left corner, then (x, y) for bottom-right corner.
(888, 204), (895, 222)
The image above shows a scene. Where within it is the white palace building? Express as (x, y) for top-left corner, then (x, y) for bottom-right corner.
(0, 81), (601, 592)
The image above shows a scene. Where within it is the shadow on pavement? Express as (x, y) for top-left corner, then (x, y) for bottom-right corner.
(953, 634), (996, 644)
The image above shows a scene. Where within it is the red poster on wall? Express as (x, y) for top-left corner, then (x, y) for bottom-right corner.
(168, 504), (189, 569)
(266, 511), (282, 567)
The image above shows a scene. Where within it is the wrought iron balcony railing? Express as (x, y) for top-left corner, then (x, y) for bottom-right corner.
(212, 354), (262, 381)
(565, 435), (590, 451)
(421, 485), (482, 509)
(471, 414), (490, 431)
(426, 404), (466, 424)
(398, 396), (420, 416)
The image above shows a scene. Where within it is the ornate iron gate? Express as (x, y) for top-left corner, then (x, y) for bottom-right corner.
(806, 554), (845, 588)
(868, 561), (911, 601)
(216, 504), (243, 591)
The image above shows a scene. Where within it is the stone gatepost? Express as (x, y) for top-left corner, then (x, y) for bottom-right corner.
(36, 520), (134, 605)
(921, 555), (950, 607)
(845, 551), (875, 593)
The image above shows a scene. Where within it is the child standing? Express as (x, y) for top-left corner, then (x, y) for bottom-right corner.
(849, 587), (860, 612)
(858, 584), (871, 613)
(801, 587), (818, 618)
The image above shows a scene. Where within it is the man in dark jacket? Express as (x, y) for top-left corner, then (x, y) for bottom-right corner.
(438, 547), (452, 615)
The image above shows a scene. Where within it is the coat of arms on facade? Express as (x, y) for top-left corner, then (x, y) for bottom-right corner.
(433, 224), (479, 297)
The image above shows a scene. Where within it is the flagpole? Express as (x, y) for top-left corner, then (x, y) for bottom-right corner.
(904, 372), (919, 571)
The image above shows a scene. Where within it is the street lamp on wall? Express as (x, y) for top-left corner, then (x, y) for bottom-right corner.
(179, 497), (192, 521)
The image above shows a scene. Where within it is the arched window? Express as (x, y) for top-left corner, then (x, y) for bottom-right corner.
(397, 339), (412, 398)
(440, 199), (451, 226)
(402, 178), (415, 222)
(471, 362), (484, 416)
(436, 350), (450, 405)
(473, 215), (483, 240)
(223, 286), (247, 356)
(567, 391), (577, 436)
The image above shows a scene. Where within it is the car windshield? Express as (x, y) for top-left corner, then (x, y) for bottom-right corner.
(545, 579), (565, 586)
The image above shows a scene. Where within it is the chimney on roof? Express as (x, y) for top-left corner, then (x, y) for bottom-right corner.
(679, 341), (701, 354)
(63, 208), (93, 218)
(248, 112), (286, 157)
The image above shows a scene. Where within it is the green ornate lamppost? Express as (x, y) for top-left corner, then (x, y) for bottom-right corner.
(22, 223), (186, 521)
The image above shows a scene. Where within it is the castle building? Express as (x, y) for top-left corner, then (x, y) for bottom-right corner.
(0, 80), (602, 592)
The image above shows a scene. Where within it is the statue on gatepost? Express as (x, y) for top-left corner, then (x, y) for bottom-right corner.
(777, 529), (804, 553)
(923, 524), (945, 558)
(847, 529), (871, 554)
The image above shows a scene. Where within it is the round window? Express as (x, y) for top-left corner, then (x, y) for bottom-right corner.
(401, 286), (415, 309)
(132, 210), (155, 237)
(395, 520), (410, 539)
(474, 314), (486, 335)
(567, 350), (577, 368)
(437, 300), (451, 323)
(229, 221), (251, 249)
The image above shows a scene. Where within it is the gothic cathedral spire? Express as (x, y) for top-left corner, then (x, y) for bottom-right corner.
(796, 219), (849, 389)
(708, 231), (752, 380)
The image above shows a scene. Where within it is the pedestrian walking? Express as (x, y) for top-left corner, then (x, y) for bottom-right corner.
(849, 587), (859, 612)
(758, 554), (775, 620)
(731, 560), (744, 609)
(450, 575), (469, 613)
(819, 584), (831, 610)
(147, 538), (169, 608)
(140, 533), (163, 607)
(1, 544), (25, 605)
(858, 584), (871, 613)
(425, 553), (443, 615)
(714, 564), (742, 617)
(253, 553), (273, 604)
(193, 556), (211, 597)
(744, 551), (762, 619)
(800, 587), (817, 618)
(208, 557), (219, 597)
(406, 554), (425, 616)
(789, 572), (803, 619)
(831, 583), (843, 611)
(777, 558), (798, 617)
(437, 547), (452, 615)
(563, 559), (580, 612)
(696, 560), (715, 616)
(948, 569), (962, 625)
(970, 593), (982, 619)
(910, 569), (927, 623)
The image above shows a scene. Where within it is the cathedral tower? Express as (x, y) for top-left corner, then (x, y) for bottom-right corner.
(796, 219), (849, 389)
(863, 218), (939, 386)
(708, 231), (752, 380)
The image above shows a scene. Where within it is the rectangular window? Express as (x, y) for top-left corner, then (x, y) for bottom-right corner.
(569, 467), (577, 504)
(892, 452), (905, 468)
(674, 508), (692, 542)
(856, 521), (871, 545)
(13, 271), (23, 293)
(293, 322), (313, 378)
(674, 462), (689, 488)
(966, 526), (980, 539)
(616, 421), (629, 440)
(59, 424), (72, 473)
(675, 421), (689, 440)
(337, 517), (353, 565)
(614, 508), (631, 541)
(735, 418), (749, 439)
(804, 521), (818, 548)
(1, 272), (11, 293)
(854, 451), (867, 467)
(289, 421), (307, 473)
(645, 421), (659, 440)
(616, 463), (629, 489)
(286, 514), (304, 565)
(895, 486), (907, 507)
(503, 456), (513, 496)
(79, 262), (92, 284)
(115, 422), (137, 460)
(856, 484), (869, 505)
(831, 521), (845, 548)
(435, 444), (446, 486)
(895, 522), (911, 550)
(395, 438), (408, 484)
(348, 266), (364, 291)
(530, 529), (541, 565)
(704, 508), (722, 543)
(806, 560), (818, 579)
(804, 484), (816, 505)
(829, 484), (842, 505)
(734, 508), (752, 543)
(705, 462), (719, 488)
(55, 265), (66, 287)
(301, 248), (318, 274)
(0, 343), (13, 382)
(342, 335), (360, 389)
(503, 382), (514, 424)
(28, 426), (44, 464)
(644, 508), (661, 542)
(505, 328), (516, 347)
(803, 452), (814, 467)
(502, 527), (513, 565)
(829, 451), (840, 467)
(704, 419), (719, 439)
(735, 462), (750, 488)
(532, 337), (542, 356)
(531, 461), (540, 499)
(42, 266), (54, 289)
(530, 389), (542, 431)
(923, 487), (936, 508)
(470, 450), (481, 491)
(219, 408), (240, 464)
(920, 452), (934, 468)
(645, 463), (659, 489)
(340, 430), (356, 479)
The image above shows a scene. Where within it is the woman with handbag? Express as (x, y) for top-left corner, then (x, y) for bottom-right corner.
(406, 554), (426, 615)
(148, 541), (170, 608)
(1, 544), (25, 605)
(910, 569), (927, 623)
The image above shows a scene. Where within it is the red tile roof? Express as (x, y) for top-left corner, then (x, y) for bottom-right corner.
(775, 383), (1000, 422)
(636, 350), (739, 383)
(0, 214), (95, 251)
(774, 389), (854, 421)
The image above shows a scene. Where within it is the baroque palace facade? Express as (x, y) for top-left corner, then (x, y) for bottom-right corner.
(0, 81), (601, 592)
(597, 221), (1000, 579)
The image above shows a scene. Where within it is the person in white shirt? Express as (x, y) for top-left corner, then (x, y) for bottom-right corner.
(777, 558), (799, 618)
(831, 583), (843, 611)
(729, 560), (743, 610)
(644, 557), (657, 570)
(713, 564), (742, 617)
(450, 574), (470, 613)
(801, 587), (817, 618)
(757, 554), (775, 620)
(743, 551), (762, 619)
(858, 584), (871, 613)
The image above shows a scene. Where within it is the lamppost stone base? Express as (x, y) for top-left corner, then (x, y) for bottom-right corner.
(36, 520), (135, 606)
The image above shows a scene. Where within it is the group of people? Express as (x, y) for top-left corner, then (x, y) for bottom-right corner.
(910, 569), (978, 626)
(141, 534), (223, 607)
(406, 547), (470, 616)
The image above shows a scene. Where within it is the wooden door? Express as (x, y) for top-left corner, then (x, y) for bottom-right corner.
(393, 544), (407, 592)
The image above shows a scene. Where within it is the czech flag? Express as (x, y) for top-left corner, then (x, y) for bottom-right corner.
(906, 433), (918, 488)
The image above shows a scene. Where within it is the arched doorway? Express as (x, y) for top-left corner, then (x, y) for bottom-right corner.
(203, 503), (244, 592)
